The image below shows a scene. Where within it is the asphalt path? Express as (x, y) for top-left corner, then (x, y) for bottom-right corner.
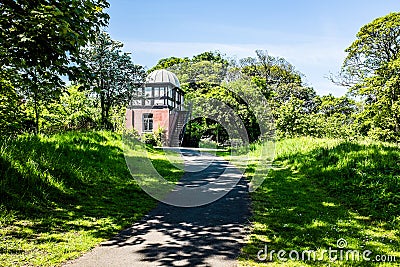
(64, 148), (251, 267)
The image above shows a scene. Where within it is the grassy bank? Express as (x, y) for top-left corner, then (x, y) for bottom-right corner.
(239, 137), (400, 266)
(0, 131), (182, 267)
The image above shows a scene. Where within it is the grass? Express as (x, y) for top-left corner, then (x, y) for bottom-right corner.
(0, 130), (183, 267)
(238, 137), (400, 266)
(2, 133), (399, 266)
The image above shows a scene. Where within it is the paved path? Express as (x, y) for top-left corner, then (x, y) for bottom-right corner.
(64, 149), (251, 267)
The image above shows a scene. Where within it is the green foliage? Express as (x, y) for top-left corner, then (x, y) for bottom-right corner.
(0, 0), (110, 134)
(318, 94), (356, 117)
(142, 133), (159, 146)
(183, 80), (262, 145)
(148, 56), (190, 73)
(150, 51), (228, 87)
(0, 130), (183, 266)
(307, 94), (358, 139)
(39, 84), (98, 132)
(148, 51), (227, 74)
(153, 50), (358, 143)
(142, 128), (165, 147)
(0, 74), (27, 135)
(192, 51), (228, 64)
(170, 60), (228, 85)
(339, 12), (400, 141)
(239, 50), (303, 97)
(75, 31), (145, 130)
(275, 97), (309, 137)
(182, 119), (206, 147)
(272, 88), (358, 139)
(343, 12), (400, 82)
(0, 0), (109, 72)
(153, 127), (167, 146)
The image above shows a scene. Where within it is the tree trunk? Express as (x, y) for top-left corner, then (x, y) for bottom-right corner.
(33, 85), (40, 135)
(391, 87), (399, 133)
(100, 91), (107, 129)
(99, 78), (107, 129)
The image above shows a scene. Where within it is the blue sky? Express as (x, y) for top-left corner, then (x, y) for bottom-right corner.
(106, 0), (399, 96)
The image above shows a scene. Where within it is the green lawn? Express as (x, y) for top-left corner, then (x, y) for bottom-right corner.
(239, 137), (400, 266)
(0, 131), (183, 267)
(2, 133), (399, 266)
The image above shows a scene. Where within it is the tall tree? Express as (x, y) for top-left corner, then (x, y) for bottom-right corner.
(76, 32), (145, 130)
(0, 72), (27, 135)
(337, 12), (400, 140)
(41, 84), (97, 131)
(0, 0), (109, 71)
(239, 50), (303, 98)
(0, 0), (109, 133)
(149, 51), (229, 88)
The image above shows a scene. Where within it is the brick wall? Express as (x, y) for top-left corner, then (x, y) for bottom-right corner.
(125, 108), (170, 140)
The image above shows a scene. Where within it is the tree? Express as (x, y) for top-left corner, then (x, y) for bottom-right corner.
(0, 0), (109, 72)
(269, 83), (318, 113)
(153, 51), (317, 141)
(148, 57), (190, 73)
(318, 94), (356, 117)
(337, 12), (400, 140)
(339, 12), (400, 85)
(0, 73), (27, 135)
(169, 60), (228, 86)
(312, 95), (357, 138)
(239, 50), (303, 98)
(192, 51), (228, 64)
(275, 97), (310, 138)
(76, 32), (145, 130)
(149, 51), (229, 88)
(41, 85), (97, 132)
(0, 0), (109, 134)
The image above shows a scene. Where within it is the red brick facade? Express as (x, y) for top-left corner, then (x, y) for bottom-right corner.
(125, 108), (170, 139)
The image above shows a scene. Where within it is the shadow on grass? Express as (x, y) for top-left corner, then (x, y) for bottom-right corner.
(1, 132), (155, 224)
(0, 131), (178, 265)
(283, 141), (400, 225)
(241, 139), (400, 266)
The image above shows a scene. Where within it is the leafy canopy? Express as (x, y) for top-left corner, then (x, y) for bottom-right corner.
(339, 12), (400, 140)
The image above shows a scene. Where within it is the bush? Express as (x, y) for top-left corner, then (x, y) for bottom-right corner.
(142, 133), (159, 146)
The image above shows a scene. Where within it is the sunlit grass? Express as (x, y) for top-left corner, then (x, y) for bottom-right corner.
(0, 131), (182, 267)
(2, 133), (399, 266)
(239, 137), (400, 266)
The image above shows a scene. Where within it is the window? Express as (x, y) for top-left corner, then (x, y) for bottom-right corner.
(145, 87), (152, 97)
(143, 113), (153, 132)
(154, 99), (163, 105)
(131, 99), (142, 106)
(154, 87), (159, 97)
(159, 87), (165, 97)
(136, 88), (144, 96)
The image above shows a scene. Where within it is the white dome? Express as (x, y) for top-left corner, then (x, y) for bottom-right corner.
(146, 69), (180, 88)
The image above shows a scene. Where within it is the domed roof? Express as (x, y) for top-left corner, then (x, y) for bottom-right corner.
(146, 69), (180, 88)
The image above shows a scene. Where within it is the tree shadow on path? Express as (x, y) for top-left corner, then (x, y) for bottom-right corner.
(68, 149), (252, 267)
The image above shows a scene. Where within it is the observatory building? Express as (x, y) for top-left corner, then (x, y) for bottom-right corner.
(125, 69), (188, 146)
